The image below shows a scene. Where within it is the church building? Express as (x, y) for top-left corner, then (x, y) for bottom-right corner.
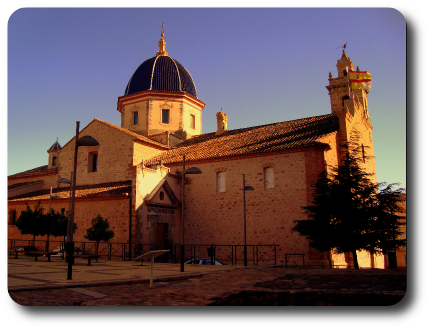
(8, 28), (383, 268)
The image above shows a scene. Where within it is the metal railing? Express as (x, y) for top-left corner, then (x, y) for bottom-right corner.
(284, 253), (354, 269)
(8, 239), (277, 265)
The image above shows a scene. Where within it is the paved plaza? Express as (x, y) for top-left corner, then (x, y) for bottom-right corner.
(8, 256), (406, 306)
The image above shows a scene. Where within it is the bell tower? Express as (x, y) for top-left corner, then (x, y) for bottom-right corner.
(326, 50), (371, 119)
(47, 139), (61, 169)
(326, 50), (376, 179)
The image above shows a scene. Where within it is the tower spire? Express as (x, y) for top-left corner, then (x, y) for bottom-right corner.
(156, 22), (168, 56)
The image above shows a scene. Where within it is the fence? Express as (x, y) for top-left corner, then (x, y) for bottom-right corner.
(8, 239), (277, 265)
(284, 253), (353, 269)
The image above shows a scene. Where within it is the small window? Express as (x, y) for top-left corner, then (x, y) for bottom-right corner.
(342, 96), (350, 108)
(159, 191), (165, 201)
(133, 112), (138, 125)
(217, 172), (226, 193)
(361, 144), (366, 163)
(88, 152), (98, 172)
(190, 114), (196, 129)
(9, 210), (16, 225)
(264, 167), (274, 189)
(52, 156), (57, 166)
(162, 109), (170, 124)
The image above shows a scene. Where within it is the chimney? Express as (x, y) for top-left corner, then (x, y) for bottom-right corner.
(215, 111), (228, 135)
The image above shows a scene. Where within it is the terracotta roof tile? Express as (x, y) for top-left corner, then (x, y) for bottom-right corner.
(8, 165), (58, 179)
(8, 180), (44, 191)
(8, 181), (132, 202)
(144, 113), (339, 166)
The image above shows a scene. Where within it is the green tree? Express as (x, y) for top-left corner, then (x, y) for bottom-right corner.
(15, 202), (43, 244)
(292, 141), (405, 269)
(40, 209), (77, 251)
(49, 208), (77, 239)
(84, 214), (115, 256)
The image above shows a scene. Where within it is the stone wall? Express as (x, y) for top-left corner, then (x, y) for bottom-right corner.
(8, 196), (130, 246)
(167, 149), (325, 265)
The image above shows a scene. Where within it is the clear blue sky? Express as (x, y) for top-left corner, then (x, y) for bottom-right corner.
(7, 7), (406, 188)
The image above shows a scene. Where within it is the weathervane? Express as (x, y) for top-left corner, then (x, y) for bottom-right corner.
(336, 41), (347, 49)
(156, 21), (168, 56)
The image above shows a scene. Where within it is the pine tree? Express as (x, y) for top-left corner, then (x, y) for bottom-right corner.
(292, 140), (405, 269)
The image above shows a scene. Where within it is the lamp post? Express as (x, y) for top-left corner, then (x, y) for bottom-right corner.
(180, 155), (202, 272)
(66, 121), (99, 280)
(58, 174), (72, 256)
(47, 187), (61, 252)
(242, 174), (254, 266)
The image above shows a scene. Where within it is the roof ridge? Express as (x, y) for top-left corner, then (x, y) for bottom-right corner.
(175, 113), (338, 147)
(8, 165), (57, 179)
(93, 119), (170, 149)
(144, 113), (340, 166)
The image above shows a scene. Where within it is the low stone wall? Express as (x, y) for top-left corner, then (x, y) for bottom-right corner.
(209, 290), (405, 306)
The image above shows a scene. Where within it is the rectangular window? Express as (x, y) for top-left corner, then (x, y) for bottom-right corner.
(264, 167), (275, 189)
(9, 210), (16, 225)
(133, 112), (138, 125)
(92, 153), (98, 172)
(88, 152), (98, 172)
(217, 172), (226, 192)
(162, 109), (170, 124)
(190, 114), (196, 129)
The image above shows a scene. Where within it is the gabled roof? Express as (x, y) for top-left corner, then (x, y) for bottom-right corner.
(93, 119), (163, 146)
(144, 113), (339, 166)
(76, 118), (170, 150)
(8, 180), (44, 191)
(8, 165), (58, 180)
(145, 179), (179, 207)
(8, 181), (132, 202)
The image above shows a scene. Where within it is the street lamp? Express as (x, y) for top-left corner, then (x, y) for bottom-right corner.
(180, 155), (202, 272)
(243, 174), (254, 266)
(66, 121), (99, 280)
(48, 186), (61, 213)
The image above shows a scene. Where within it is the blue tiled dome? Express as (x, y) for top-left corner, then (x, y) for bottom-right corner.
(124, 56), (198, 98)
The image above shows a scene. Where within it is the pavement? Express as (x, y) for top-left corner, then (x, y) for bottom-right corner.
(7, 255), (407, 306)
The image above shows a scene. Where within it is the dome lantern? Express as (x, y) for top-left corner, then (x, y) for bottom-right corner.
(156, 22), (168, 57)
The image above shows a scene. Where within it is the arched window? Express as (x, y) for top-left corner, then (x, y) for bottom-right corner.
(264, 167), (274, 189)
(342, 95), (350, 108)
(52, 156), (57, 166)
(159, 191), (165, 201)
